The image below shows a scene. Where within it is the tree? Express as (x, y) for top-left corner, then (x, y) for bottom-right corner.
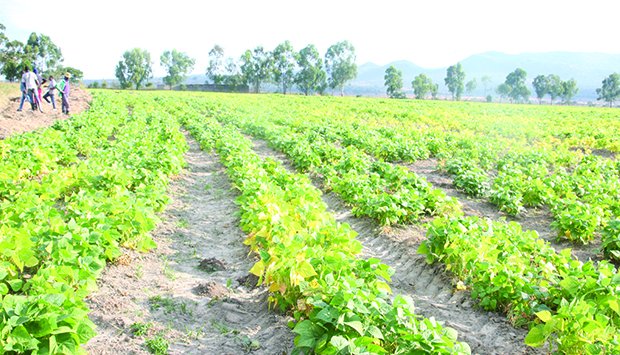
(0, 40), (27, 81)
(430, 82), (439, 99)
(504, 68), (530, 103)
(546, 74), (562, 105)
(24, 32), (63, 73)
(384, 65), (405, 99)
(412, 74), (435, 99)
(325, 40), (357, 96)
(222, 58), (244, 87)
(532, 75), (549, 104)
(496, 83), (511, 102)
(596, 73), (620, 108)
(206, 45), (225, 85)
(445, 63), (465, 100)
(295, 44), (327, 95)
(115, 48), (152, 90)
(240, 46), (272, 93)
(560, 79), (578, 104)
(481, 75), (493, 95)
(271, 41), (297, 94)
(160, 49), (195, 89)
(465, 78), (477, 95)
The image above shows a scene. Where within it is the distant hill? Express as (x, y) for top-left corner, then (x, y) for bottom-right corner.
(348, 51), (620, 101)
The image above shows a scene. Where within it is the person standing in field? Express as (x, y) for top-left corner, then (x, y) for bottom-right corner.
(23, 66), (40, 111)
(60, 73), (71, 115)
(34, 68), (45, 108)
(43, 75), (57, 110)
(17, 68), (32, 111)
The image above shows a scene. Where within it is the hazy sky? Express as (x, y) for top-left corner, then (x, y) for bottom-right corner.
(1, 0), (619, 79)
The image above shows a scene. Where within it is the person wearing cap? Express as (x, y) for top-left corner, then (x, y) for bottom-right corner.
(60, 72), (71, 115)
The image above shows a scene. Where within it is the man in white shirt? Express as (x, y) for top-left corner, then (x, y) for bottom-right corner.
(23, 66), (40, 111)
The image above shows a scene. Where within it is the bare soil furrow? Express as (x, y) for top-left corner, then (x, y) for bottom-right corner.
(249, 137), (541, 355)
(85, 133), (293, 355)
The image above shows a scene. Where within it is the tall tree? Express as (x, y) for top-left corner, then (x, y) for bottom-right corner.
(532, 75), (549, 104)
(115, 48), (152, 90)
(560, 79), (578, 104)
(504, 68), (530, 103)
(0, 40), (27, 82)
(24, 32), (62, 73)
(496, 83), (511, 103)
(240, 46), (272, 93)
(546, 74), (563, 105)
(596, 73), (620, 108)
(465, 78), (477, 95)
(444, 63), (465, 100)
(384, 65), (405, 99)
(160, 49), (195, 89)
(0, 23), (7, 48)
(412, 73), (435, 99)
(206, 45), (225, 85)
(324, 40), (357, 96)
(481, 75), (493, 95)
(271, 40), (297, 94)
(223, 58), (243, 87)
(295, 44), (326, 95)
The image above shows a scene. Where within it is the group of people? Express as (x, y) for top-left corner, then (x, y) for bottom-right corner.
(17, 66), (71, 115)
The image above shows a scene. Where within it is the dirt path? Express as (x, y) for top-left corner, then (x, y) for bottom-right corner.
(408, 158), (601, 262)
(249, 138), (541, 355)
(85, 134), (293, 355)
(0, 86), (91, 139)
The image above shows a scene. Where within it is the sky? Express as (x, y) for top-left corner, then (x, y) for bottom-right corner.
(1, 0), (619, 80)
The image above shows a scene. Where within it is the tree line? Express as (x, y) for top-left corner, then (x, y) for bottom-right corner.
(0, 23), (83, 82)
(114, 41), (358, 96)
(385, 63), (620, 107)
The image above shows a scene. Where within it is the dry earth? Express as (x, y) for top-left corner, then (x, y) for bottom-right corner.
(85, 134), (294, 355)
(249, 138), (544, 355)
(0, 86), (91, 139)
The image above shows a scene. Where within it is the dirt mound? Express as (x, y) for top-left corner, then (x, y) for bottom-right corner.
(0, 86), (91, 139)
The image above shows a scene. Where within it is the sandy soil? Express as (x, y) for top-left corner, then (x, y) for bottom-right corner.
(408, 158), (601, 262)
(0, 87), (91, 139)
(250, 138), (542, 355)
(85, 134), (293, 355)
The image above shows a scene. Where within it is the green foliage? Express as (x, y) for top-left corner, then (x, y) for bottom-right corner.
(115, 48), (153, 90)
(503, 68), (530, 103)
(325, 40), (357, 96)
(444, 62), (465, 100)
(145, 335), (169, 355)
(597, 73), (620, 107)
(0, 92), (186, 352)
(601, 220), (620, 261)
(384, 65), (405, 99)
(130, 322), (152, 337)
(240, 46), (273, 93)
(465, 78), (477, 94)
(271, 41), (298, 94)
(181, 110), (470, 354)
(160, 49), (195, 89)
(206, 45), (225, 85)
(0, 40), (28, 82)
(295, 44), (327, 96)
(532, 75), (549, 103)
(421, 216), (620, 353)
(560, 78), (578, 104)
(546, 74), (563, 104)
(412, 73), (436, 100)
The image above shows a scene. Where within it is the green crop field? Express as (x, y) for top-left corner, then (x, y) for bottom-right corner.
(1, 90), (618, 354)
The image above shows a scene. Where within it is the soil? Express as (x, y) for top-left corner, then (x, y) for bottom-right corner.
(249, 138), (543, 355)
(408, 158), (602, 263)
(84, 134), (294, 355)
(0, 87), (91, 139)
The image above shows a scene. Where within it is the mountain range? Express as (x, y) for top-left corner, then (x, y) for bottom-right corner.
(348, 51), (620, 101)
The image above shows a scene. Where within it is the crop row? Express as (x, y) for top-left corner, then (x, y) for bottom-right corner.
(179, 109), (471, 354)
(198, 105), (460, 226)
(420, 216), (620, 353)
(248, 106), (620, 260)
(0, 92), (186, 353)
